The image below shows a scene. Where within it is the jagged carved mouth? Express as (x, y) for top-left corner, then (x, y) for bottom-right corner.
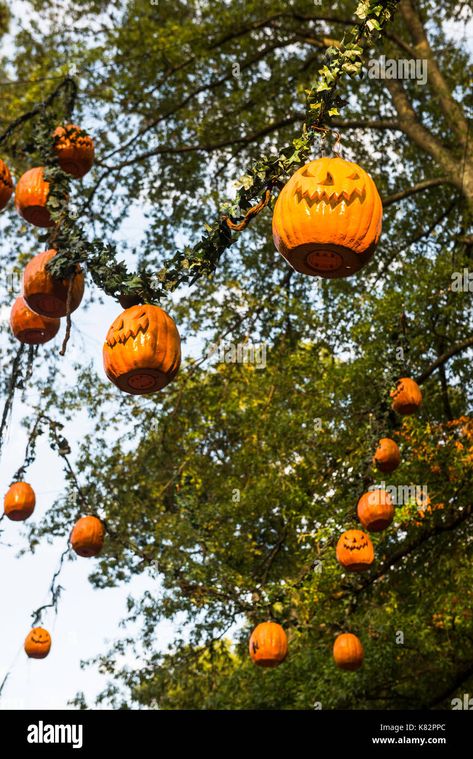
(106, 312), (149, 348)
(294, 168), (366, 207)
(344, 541), (369, 552)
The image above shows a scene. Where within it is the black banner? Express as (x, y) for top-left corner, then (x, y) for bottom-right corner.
(0, 709), (471, 753)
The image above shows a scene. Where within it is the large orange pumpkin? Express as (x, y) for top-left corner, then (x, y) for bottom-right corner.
(22, 249), (85, 318)
(103, 304), (181, 395)
(70, 515), (105, 557)
(272, 156), (382, 278)
(249, 621), (288, 667)
(24, 627), (51, 659)
(0, 158), (13, 211)
(336, 529), (374, 572)
(15, 167), (55, 228)
(391, 378), (423, 415)
(10, 297), (60, 345)
(357, 489), (394, 532)
(333, 633), (364, 671)
(53, 124), (95, 178)
(4, 481), (36, 521)
(373, 437), (400, 473)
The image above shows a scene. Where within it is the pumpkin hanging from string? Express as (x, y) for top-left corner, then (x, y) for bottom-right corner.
(53, 124), (95, 178)
(24, 627), (52, 659)
(249, 621), (288, 668)
(391, 377), (422, 415)
(373, 437), (400, 473)
(272, 156), (382, 278)
(4, 482), (36, 521)
(70, 515), (105, 558)
(22, 249), (85, 319)
(333, 633), (364, 671)
(10, 297), (60, 345)
(357, 489), (394, 532)
(336, 529), (374, 572)
(0, 158), (13, 211)
(103, 304), (181, 395)
(15, 167), (55, 228)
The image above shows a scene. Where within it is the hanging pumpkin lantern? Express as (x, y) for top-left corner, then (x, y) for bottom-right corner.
(4, 481), (36, 521)
(53, 124), (95, 178)
(249, 621), (288, 668)
(357, 489), (394, 532)
(272, 156), (382, 278)
(0, 158), (13, 211)
(10, 297), (60, 345)
(24, 627), (52, 659)
(22, 249), (85, 319)
(373, 437), (400, 473)
(333, 633), (364, 671)
(391, 378), (422, 415)
(103, 304), (181, 395)
(70, 515), (105, 557)
(336, 529), (374, 572)
(15, 167), (55, 228)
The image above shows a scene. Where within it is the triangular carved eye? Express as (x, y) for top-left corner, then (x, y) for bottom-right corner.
(347, 172), (360, 180)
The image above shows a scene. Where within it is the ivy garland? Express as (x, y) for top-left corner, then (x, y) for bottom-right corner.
(4, 0), (399, 305)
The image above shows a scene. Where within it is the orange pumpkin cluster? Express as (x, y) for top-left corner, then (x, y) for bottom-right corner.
(6, 124), (93, 348)
(329, 376), (424, 671)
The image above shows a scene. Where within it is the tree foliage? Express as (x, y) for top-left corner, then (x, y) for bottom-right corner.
(1, 0), (473, 709)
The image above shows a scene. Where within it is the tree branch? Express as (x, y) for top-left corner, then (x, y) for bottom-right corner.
(399, 0), (469, 146)
(428, 662), (473, 709)
(416, 336), (473, 384)
(384, 78), (460, 184)
(382, 176), (454, 207)
(332, 117), (401, 130)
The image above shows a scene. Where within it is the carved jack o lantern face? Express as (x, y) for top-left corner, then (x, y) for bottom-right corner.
(106, 309), (149, 350)
(336, 529), (375, 572)
(295, 162), (367, 207)
(103, 304), (181, 395)
(272, 156), (382, 278)
(24, 627), (52, 659)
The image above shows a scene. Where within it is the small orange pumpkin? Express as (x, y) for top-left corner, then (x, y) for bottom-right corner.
(24, 627), (52, 659)
(15, 167), (55, 227)
(0, 158), (13, 211)
(53, 124), (95, 178)
(103, 304), (181, 395)
(373, 437), (400, 473)
(272, 156), (382, 278)
(70, 515), (105, 557)
(333, 633), (364, 671)
(391, 378), (422, 415)
(10, 296), (60, 345)
(357, 489), (394, 532)
(249, 621), (288, 668)
(4, 481), (36, 521)
(336, 529), (374, 572)
(22, 249), (85, 318)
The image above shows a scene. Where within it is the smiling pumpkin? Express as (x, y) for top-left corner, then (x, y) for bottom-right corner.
(336, 529), (375, 572)
(272, 156), (382, 278)
(103, 304), (181, 395)
(24, 627), (52, 659)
